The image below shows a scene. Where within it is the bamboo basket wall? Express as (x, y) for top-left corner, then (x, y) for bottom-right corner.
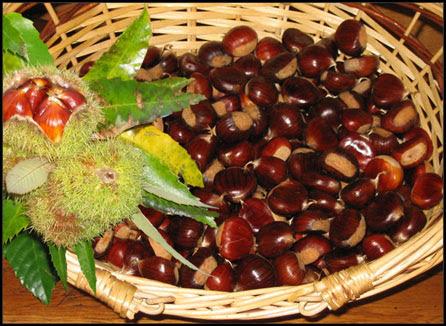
(3, 2), (444, 321)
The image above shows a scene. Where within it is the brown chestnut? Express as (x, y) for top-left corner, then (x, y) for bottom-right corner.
(320, 68), (357, 94)
(281, 77), (321, 109)
(329, 208), (366, 248)
(218, 140), (254, 167)
(287, 148), (320, 180)
(364, 155), (404, 193)
(297, 45), (335, 78)
(205, 262), (235, 291)
(179, 247), (217, 289)
(251, 156), (288, 190)
(185, 133), (217, 172)
(234, 254), (277, 290)
(308, 97), (345, 129)
(362, 234), (395, 261)
(305, 117), (339, 152)
(181, 100), (216, 132)
(381, 100), (419, 134)
(291, 209), (330, 234)
(292, 234), (332, 265)
(187, 72), (212, 99)
(233, 54), (262, 78)
(238, 198), (277, 233)
(209, 66), (248, 94)
(178, 52), (210, 77)
(371, 73), (406, 108)
(216, 216), (255, 261)
(267, 179), (308, 216)
(256, 222), (295, 258)
(300, 171), (341, 196)
(325, 249), (365, 273)
(79, 61), (95, 77)
(368, 127), (399, 155)
(334, 19), (367, 56)
(212, 94), (241, 118)
(214, 166), (257, 203)
(245, 75), (278, 107)
(364, 191), (405, 232)
(255, 36), (287, 62)
(390, 205), (427, 244)
(410, 172), (443, 209)
(198, 41), (232, 68)
(166, 120), (196, 145)
(124, 240), (152, 276)
(105, 238), (129, 268)
(215, 111), (253, 143)
(282, 28), (314, 53)
(308, 189), (345, 214)
(260, 136), (292, 161)
(268, 103), (304, 139)
(392, 132), (432, 169)
(170, 216), (204, 249)
(341, 109), (373, 134)
(141, 46), (162, 69)
(138, 256), (179, 285)
(261, 52), (298, 82)
(320, 147), (359, 182)
(340, 177), (376, 208)
(338, 130), (376, 171)
(343, 55), (380, 77)
(274, 251), (306, 286)
(223, 25), (258, 57)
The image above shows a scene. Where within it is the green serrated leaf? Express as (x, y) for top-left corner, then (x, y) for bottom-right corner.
(148, 77), (191, 92)
(91, 78), (203, 129)
(132, 212), (200, 271)
(3, 50), (26, 73)
(83, 8), (151, 81)
(3, 16), (27, 59)
(142, 191), (217, 228)
(3, 13), (53, 67)
(73, 240), (96, 294)
(141, 152), (211, 208)
(4, 232), (57, 304)
(48, 244), (68, 291)
(2, 199), (30, 244)
(120, 125), (203, 187)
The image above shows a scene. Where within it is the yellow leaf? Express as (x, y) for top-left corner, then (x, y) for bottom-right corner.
(120, 125), (204, 187)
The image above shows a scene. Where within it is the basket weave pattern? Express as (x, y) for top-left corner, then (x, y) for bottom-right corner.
(3, 2), (443, 320)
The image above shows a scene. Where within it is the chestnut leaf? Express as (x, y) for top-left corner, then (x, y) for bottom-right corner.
(5, 157), (55, 195)
(142, 191), (218, 228)
(48, 244), (68, 291)
(2, 199), (30, 245)
(131, 212), (200, 271)
(3, 50), (26, 73)
(83, 7), (151, 82)
(121, 125), (204, 188)
(141, 152), (212, 209)
(91, 77), (204, 130)
(2, 13), (53, 68)
(3, 232), (57, 304)
(73, 240), (97, 295)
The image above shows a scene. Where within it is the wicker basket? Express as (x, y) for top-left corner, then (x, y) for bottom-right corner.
(3, 2), (443, 321)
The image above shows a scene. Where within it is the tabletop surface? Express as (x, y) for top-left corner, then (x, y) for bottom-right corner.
(2, 259), (443, 323)
(2, 3), (444, 325)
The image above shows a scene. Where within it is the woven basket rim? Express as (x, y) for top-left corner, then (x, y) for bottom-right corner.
(3, 2), (443, 321)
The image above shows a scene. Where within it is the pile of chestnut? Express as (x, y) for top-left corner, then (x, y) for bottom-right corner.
(90, 19), (443, 292)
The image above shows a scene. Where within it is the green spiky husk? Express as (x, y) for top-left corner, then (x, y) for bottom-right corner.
(2, 65), (103, 161)
(26, 139), (146, 247)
